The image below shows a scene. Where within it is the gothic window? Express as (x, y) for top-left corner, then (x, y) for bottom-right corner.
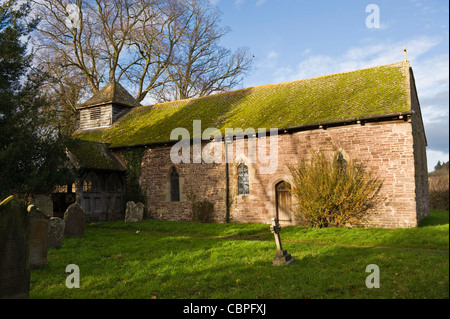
(83, 171), (101, 192)
(170, 167), (180, 202)
(238, 163), (249, 195)
(337, 152), (347, 175)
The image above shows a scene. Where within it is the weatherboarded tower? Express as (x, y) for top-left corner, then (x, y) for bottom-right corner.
(77, 81), (140, 130)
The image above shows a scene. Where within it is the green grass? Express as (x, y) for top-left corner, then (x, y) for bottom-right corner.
(30, 210), (449, 299)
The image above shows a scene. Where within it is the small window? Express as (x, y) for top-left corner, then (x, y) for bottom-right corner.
(337, 152), (347, 175)
(238, 163), (249, 195)
(170, 167), (180, 202)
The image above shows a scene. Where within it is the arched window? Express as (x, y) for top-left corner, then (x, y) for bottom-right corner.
(170, 167), (180, 202)
(83, 171), (101, 192)
(237, 163), (249, 195)
(337, 152), (347, 175)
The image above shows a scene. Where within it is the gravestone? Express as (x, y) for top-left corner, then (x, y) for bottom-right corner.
(48, 217), (65, 249)
(28, 205), (50, 269)
(64, 203), (86, 237)
(270, 218), (296, 266)
(0, 196), (30, 299)
(32, 194), (53, 219)
(125, 201), (144, 223)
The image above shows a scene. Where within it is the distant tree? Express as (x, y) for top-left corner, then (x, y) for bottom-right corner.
(0, 0), (71, 199)
(443, 161), (449, 171)
(435, 161), (442, 171)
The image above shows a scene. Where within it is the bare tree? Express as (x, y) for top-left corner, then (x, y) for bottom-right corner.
(163, 0), (252, 101)
(33, 0), (253, 106)
(34, 0), (146, 93)
(34, 0), (98, 93)
(122, 0), (197, 102)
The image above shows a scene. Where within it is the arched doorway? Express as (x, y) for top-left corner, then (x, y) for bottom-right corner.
(276, 181), (292, 222)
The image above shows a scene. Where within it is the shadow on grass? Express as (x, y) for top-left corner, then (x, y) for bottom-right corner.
(88, 210), (450, 252)
(30, 223), (449, 299)
(419, 210), (449, 227)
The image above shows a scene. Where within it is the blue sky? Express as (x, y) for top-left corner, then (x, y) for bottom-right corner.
(210, 0), (449, 171)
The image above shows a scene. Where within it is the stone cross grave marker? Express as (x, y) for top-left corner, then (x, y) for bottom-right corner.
(270, 218), (296, 266)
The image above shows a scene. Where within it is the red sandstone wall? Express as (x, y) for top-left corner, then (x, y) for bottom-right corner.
(140, 146), (227, 222)
(227, 121), (419, 228)
(136, 120), (421, 228)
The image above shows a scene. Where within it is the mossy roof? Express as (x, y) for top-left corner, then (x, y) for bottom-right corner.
(67, 139), (126, 171)
(73, 61), (412, 148)
(77, 81), (140, 109)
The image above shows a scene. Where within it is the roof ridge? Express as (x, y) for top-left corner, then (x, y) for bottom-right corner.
(144, 61), (410, 109)
(74, 60), (413, 148)
(77, 80), (140, 109)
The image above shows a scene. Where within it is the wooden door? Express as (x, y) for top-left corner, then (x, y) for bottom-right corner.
(276, 181), (292, 222)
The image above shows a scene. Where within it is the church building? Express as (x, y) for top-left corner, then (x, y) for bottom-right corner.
(68, 61), (430, 228)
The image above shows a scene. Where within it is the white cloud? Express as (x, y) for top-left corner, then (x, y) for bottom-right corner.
(253, 50), (279, 75)
(267, 35), (449, 162)
(427, 149), (449, 172)
(256, 0), (267, 6)
(267, 50), (278, 59)
(273, 66), (293, 83)
(208, 0), (220, 6)
(272, 35), (445, 87)
(412, 54), (449, 98)
(412, 54), (449, 155)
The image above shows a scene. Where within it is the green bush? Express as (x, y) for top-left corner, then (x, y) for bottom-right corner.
(288, 151), (383, 228)
(192, 200), (215, 223)
(429, 174), (449, 211)
(430, 190), (449, 211)
(122, 149), (146, 205)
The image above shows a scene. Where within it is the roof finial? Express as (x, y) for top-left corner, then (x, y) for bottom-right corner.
(404, 46), (408, 62)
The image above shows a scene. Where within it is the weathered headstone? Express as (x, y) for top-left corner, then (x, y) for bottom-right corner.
(64, 203), (86, 237)
(0, 196), (30, 299)
(270, 218), (296, 266)
(28, 205), (50, 269)
(48, 217), (65, 249)
(32, 194), (53, 219)
(125, 201), (144, 223)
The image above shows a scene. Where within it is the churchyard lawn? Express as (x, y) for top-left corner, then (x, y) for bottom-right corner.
(30, 210), (449, 299)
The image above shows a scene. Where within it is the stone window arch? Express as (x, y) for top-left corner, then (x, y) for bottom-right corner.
(83, 171), (101, 192)
(170, 167), (180, 202)
(275, 181), (292, 222)
(337, 151), (347, 175)
(237, 162), (249, 195)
